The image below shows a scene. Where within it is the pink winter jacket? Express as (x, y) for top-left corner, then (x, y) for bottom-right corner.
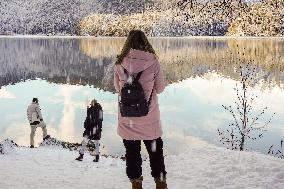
(114, 49), (165, 140)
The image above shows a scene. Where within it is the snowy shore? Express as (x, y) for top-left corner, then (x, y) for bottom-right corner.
(1, 141), (284, 189)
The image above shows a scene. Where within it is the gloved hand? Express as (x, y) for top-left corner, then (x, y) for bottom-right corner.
(30, 121), (40, 125)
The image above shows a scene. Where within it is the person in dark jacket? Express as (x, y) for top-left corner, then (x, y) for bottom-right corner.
(76, 99), (103, 162)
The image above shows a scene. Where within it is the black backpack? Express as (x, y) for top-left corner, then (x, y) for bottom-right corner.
(119, 68), (153, 117)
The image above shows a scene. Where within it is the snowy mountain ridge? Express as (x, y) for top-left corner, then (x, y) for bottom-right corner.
(0, 0), (283, 36)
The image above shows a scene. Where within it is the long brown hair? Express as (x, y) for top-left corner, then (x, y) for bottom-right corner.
(115, 30), (156, 65)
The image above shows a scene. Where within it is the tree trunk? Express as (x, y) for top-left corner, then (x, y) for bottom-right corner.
(240, 81), (247, 151)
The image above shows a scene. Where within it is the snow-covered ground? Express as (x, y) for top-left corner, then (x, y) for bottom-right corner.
(1, 139), (284, 189)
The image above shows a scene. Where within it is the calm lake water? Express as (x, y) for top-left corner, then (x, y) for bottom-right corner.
(0, 36), (284, 156)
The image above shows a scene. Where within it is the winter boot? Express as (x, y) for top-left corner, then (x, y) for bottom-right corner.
(75, 154), (84, 161)
(93, 155), (99, 162)
(130, 176), (143, 189)
(30, 145), (34, 148)
(154, 177), (168, 189)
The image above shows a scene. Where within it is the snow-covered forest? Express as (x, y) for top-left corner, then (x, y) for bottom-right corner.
(0, 0), (283, 36)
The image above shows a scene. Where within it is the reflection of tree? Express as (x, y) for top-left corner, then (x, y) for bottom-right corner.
(79, 38), (124, 60)
(78, 38), (284, 89)
(0, 38), (115, 91)
(1, 37), (284, 92)
(227, 39), (284, 67)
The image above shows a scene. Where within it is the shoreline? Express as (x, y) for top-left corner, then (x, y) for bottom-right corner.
(1, 35), (284, 39)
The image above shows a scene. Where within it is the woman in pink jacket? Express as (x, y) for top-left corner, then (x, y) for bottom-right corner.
(114, 30), (167, 189)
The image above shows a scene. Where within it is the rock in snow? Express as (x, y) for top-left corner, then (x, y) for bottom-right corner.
(0, 139), (18, 155)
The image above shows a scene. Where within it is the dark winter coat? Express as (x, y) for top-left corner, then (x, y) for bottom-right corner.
(83, 103), (103, 140)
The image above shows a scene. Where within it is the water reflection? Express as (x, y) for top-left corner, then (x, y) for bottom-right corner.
(0, 37), (114, 91)
(1, 37), (284, 90)
(0, 37), (284, 155)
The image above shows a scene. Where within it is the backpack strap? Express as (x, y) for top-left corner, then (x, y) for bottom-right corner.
(148, 85), (154, 106)
(123, 68), (143, 83)
(133, 70), (154, 105)
(124, 68), (154, 105)
(123, 68), (129, 78)
(133, 71), (143, 83)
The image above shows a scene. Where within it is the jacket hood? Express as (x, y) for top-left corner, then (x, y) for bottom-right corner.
(121, 49), (157, 74)
(89, 103), (101, 109)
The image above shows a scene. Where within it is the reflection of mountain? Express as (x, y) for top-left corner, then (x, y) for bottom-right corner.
(80, 37), (284, 90)
(0, 37), (115, 91)
(1, 37), (284, 91)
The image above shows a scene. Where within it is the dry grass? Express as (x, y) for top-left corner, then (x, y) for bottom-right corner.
(78, 10), (175, 36)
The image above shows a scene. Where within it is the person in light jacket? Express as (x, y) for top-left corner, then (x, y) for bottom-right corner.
(114, 30), (167, 189)
(27, 98), (50, 148)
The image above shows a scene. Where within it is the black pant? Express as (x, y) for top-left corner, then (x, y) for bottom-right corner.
(123, 137), (167, 180)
